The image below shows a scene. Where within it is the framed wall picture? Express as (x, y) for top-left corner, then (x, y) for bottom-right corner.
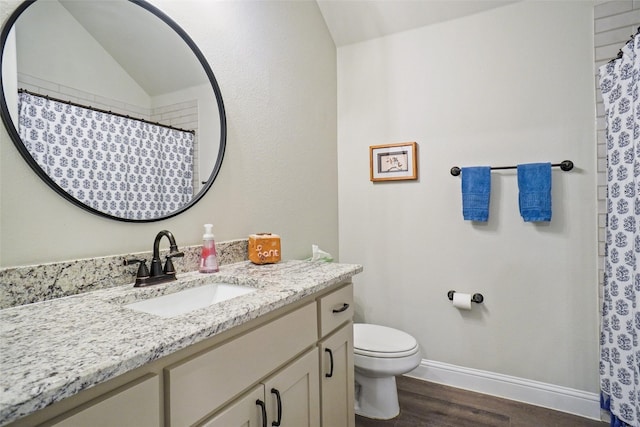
(369, 142), (418, 182)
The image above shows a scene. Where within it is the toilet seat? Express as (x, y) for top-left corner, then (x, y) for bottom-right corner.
(354, 323), (419, 358)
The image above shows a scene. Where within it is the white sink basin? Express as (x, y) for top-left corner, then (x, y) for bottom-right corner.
(124, 283), (256, 318)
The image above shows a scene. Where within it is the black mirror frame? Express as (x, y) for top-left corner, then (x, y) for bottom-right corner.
(0, 0), (226, 222)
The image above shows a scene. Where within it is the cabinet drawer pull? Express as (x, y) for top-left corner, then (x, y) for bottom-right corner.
(271, 388), (282, 426)
(325, 348), (334, 378)
(256, 399), (267, 427)
(332, 303), (350, 314)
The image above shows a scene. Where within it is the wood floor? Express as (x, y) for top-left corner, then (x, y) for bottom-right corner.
(355, 376), (608, 427)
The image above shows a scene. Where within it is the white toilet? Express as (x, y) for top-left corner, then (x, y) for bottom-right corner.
(353, 323), (421, 419)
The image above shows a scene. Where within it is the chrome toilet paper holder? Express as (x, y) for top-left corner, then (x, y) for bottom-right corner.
(447, 290), (484, 304)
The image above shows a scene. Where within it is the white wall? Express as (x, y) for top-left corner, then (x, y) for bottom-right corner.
(0, 0), (338, 267)
(337, 1), (598, 394)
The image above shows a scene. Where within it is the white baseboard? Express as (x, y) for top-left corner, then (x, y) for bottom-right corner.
(406, 359), (602, 421)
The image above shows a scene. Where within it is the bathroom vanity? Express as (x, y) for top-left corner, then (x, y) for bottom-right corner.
(0, 260), (362, 427)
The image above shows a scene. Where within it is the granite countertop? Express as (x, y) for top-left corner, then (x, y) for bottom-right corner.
(0, 260), (362, 426)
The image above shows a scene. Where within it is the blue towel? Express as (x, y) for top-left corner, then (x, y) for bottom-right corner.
(461, 167), (491, 221)
(517, 163), (552, 222)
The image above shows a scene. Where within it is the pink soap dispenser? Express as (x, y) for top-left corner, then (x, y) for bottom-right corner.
(199, 224), (219, 273)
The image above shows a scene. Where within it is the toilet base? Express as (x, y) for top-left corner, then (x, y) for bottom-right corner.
(354, 372), (400, 420)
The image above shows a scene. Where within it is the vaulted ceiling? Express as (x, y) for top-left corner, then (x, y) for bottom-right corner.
(54, 0), (520, 96)
(316, 0), (519, 47)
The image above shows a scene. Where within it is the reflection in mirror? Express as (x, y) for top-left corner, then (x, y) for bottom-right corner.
(0, 0), (226, 221)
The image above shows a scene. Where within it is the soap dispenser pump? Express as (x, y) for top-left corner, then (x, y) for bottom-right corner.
(199, 224), (219, 273)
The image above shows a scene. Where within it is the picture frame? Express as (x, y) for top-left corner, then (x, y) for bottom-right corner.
(369, 142), (418, 182)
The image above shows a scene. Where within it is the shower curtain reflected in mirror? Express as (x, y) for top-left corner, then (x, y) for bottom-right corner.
(17, 91), (195, 220)
(599, 32), (640, 427)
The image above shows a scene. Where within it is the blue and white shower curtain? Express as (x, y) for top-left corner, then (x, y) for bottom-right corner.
(599, 32), (640, 427)
(17, 92), (194, 219)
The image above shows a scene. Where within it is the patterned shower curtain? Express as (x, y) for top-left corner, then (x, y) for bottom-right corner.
(599, 32), (640, 427)
(17, 92), (194, 220)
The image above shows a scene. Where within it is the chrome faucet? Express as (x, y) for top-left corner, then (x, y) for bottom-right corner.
(124, 230), (184, 287)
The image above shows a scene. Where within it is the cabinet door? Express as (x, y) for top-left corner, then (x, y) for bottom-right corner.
(319, 323), (354, 427)
(263, 348), (320, 427)
(199, 385), (265, 427)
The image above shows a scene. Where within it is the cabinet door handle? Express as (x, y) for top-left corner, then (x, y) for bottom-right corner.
(256, 399), (267, 427)
(325, 348), (334, 378)
(271, 388), (282, 426)
(332, 303), (350, 314)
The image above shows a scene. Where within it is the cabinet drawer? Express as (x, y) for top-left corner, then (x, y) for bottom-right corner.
(318, 283), (353, 338)
(52, 374), (160, 427)
(166, 302), (317, 427)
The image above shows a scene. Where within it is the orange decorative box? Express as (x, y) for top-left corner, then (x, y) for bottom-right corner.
(248, 233), (281, 264)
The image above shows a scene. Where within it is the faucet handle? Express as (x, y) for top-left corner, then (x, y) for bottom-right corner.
(124, 258), (150, 279)
(163, 251), (184, 275)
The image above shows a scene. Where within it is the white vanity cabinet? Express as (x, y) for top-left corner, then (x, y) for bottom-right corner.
(318, 284), (355, 427)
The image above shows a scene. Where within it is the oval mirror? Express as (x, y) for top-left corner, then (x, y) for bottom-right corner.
(0, 0), (226, 222)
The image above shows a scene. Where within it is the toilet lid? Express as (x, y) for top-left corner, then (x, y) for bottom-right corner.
(353, 323), (418, 358)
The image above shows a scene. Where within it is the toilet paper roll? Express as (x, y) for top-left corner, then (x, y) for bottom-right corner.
(452, 292), (472, 310)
